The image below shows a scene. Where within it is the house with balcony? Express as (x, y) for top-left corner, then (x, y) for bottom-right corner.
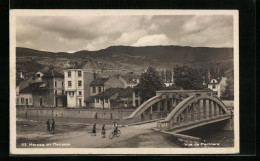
(64, 66), (84, 108)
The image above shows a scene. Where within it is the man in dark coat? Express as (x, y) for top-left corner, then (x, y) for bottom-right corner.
(46, 119), (50, 131)
(51, 119), (55, 131)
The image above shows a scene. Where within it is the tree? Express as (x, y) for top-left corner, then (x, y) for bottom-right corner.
(160, 70), (166, 81)
(173, 65), (205, 90)
(222, 69), (234, 100)
(139, 66), (164, 102)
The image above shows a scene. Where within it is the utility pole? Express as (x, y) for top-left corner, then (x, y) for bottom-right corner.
(102, 85), (105, 110)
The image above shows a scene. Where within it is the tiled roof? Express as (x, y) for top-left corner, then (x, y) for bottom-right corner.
(16, 77), (24, 86)
(64, 64), (84, 69)
(90, 78), (109, 86)
(117, 87), (133, 98)
(19, 86), (32, 93)
(42, 70), (63, 77)
(94, 88), (123, 98)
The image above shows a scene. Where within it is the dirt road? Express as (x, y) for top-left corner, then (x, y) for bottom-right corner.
(55, 122), (179, 148)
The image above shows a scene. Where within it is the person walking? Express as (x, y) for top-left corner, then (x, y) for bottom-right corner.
(51, 119), (55, 131)
(91, 123), (96, 136)
(101, 124), (106, 138)
(46, 119), (50, 131)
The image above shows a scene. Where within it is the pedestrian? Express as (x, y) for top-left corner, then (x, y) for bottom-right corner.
(51, 119), (55, 131)
(91, 123), (96, 136)
(101, 124), (106, 138)
(46, 119), (50, 131)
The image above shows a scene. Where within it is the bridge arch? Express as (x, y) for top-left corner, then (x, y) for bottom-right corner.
(156, 95), (232, 132)
(124, 90), (232, 129)
(125, 93), (188, 123)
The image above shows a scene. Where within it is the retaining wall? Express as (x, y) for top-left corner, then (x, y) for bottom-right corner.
(17, 108), (135, 120)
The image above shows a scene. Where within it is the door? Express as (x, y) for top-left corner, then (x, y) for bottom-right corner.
(26, 99), (28, 105)
(79, 99), (82, 107)
(55, 98), (58, 107)
(40, 98), (42, 106)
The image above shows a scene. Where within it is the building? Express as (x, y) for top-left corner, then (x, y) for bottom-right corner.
(16, 86), (33, 107)
(64, 67), (84, 108)
(208, 78), (227, 98)
(89, 78), (109, 96)
(132, 85), (142, 107)
(117, 87), (135, 108)
(89, 75), (125, 96)
(30, 69), (66, 107)
(93, 88), (123, 109)
(84, 71), (101, 99)
(16, 77), (33, 108)
(119, 72), (140, 88)
(164, 81), (174, 87)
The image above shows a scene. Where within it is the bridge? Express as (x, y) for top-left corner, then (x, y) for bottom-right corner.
(124, 90), (233, 133)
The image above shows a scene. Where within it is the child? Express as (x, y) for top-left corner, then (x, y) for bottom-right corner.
(91, 123), (96, 136)
(101, 124), (106, 138)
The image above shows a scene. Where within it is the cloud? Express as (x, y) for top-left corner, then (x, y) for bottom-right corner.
(132, 34), (172, 46)
(16, 15), (234, 52)
(115, 30), (148, 45)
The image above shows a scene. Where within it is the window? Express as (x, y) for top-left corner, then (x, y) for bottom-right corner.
(16, 98), (19, 104)
(78, 81), (82, 87)
(98, 87), (102, 93)
(79, 91), (82, 96)
(36, 74), (41, 78)
(92, 87), (96, 93)
(55, 90), (57, 96)
(55, 81), (57, 87)
(135, 91), (139, 97)
(68, 81), (72, 87)
(213, 85), (216, 89)
(78, 71), (82, 77)
(62, 82), (64, 87)
(21, 98), (24, 104)
(105, 98), (108, 103)
(69, 92), (74, 97)
(68, 71), (71, 77)
(97, 98), (99, 103)
(135, 100), (139, 106)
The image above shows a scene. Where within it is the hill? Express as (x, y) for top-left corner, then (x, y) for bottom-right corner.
(16, 45), (233, 64)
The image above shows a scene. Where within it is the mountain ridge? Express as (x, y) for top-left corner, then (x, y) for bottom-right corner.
(16, 45), (233, 63)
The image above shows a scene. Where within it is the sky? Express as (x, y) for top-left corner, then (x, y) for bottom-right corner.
(16, 15), (233, 52)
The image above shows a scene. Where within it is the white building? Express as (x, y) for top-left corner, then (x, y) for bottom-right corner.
(208, 78), (227, 98)
(64, 68), (85, 108)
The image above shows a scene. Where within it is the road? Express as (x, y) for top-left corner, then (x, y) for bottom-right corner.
(55, 122), (179, 148)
